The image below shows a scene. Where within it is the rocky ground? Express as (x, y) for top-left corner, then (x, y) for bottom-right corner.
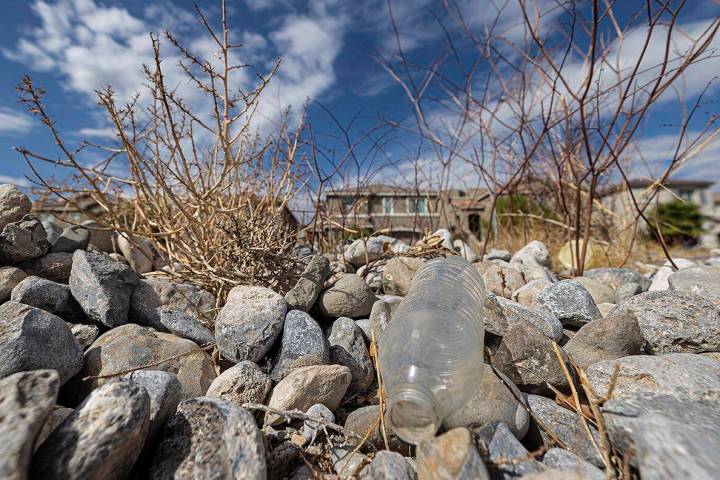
(1, 182), (720, 479)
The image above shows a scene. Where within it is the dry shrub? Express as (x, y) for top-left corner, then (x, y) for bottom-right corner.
(17, 2), (306, 300)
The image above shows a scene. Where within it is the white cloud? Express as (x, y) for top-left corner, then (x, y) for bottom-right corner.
(0, 175), (31, 187)
(74, 127), (117, 139)
(0, 107), (34, 135)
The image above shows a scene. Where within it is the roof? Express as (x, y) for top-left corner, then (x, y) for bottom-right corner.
(600, 178), (715, 197)
(327, 184), (441, 196)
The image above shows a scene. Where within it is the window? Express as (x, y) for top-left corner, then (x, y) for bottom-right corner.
(340, 196), (354, 212)
(408, 197), (428, 214)
(468, 213), (482, 237)
(677, 189), (693, 202)
(382, 197), (394, 214)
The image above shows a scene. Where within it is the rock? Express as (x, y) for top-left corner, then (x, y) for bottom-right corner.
(0, 184), (31, 231)
(525, 394), (603, 467)
(0, 301), (82, 384)
(150, 397), (265, 480)
(50, 225), (90, 253)
(18, 252), (73, 283)
(206, 360), (272, 407)
(0, 370), (59, 480)
(491, 323), (570, 394)
(612, 290), (720, 353)
(648, 258), (696, 291)
(318, 274), (376, 318)
(81, 220), (116, 253)
(537, 280), (601, 327)
(117, 233), (154, 273)
(369, 299), (391, 340)
(596, 303), (615, 317)
(585, 353), (720, 402)
(215, 285), (287, 363)
(272, 310), (329, 380)
(485, 294), (563, 341)
(475, 422), (544, 479)
(454, 239), (478, 262)
(668, 265), (720, 306)
(42, 220), (62, 245)
(109, 253), (129, 265)
(417, 427), (490, 480)
(355, 318), (372, 344)
(474, 262), (525, 298)
(542, 448), (604, 480)
(266, 441), (302, 479)
(511, 253), (554, 283)
(572, 276), (615, 305)
(344, 405), (407, 452)
(77, 323), (216, 401)
(358, 450), (416, 480)
(520, 470), (589, 480)
(585, 267), (648, 290)
(331, 446), (369, 480)
(328, 316), (374, 393)
(11, 275), (82, 321)
(443, 366), (529, 439)
(35, 406), (73, 449)
(0, 215), (51, 264)
(158, 308), (214, 346)
(130, 278), (216, 331)
(358, 263), (384, 290)
(303, 403), (335, 443)
(511, 279), (552, 307)
(69, 250), (140, 327)
(344, 235), (401, 267)
(614, 282), (640, 304)
(265, 365), (351, 426)
(564, 310), (644, 368)
(382, 256), (426, 296)
(32, 379), (151, 480)
(511, 240), (551, 268)
(69, 323), (99, 349)
(0, 266), (26, 302)
(484, 249), (511, 262)
(285, 255), (330, 312)
(430, 229), (454, 250)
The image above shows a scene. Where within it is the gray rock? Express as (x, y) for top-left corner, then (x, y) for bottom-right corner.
(69, 323), (99, 349)
(358, 263), (384, 290)
(596, 303), (616, 317)
(355, 318), (372, 344)
(526, 394), (603, 467)
(454, 239), (478, 262)
(318, 274), (376, 318)
(0, 301), (83, 384)
(42, 220), (62, 245)
(272, 310), (328, 380)
(542, 449), (604, 480)
(215, 285), (287, 363)
(585, 267), (649, 291)
(484, 249), (511, 262)
(369, 299), (391, 341)
(0, 215), (51, 264)
(572, 276), (615, 305)
(0, 266), (26, 302)
(150, 397), (265, 480)
(475, 422), (544, 479)
(265, 364), (351, 426)
(117, 233), (154, 273)
(485, 294), (563, 341)
(511, 279), (552, 307)
(612, 290), (720, 353)
(358, 450), (416, 480)
(510, 241), (553, 283)
(81, 220), (117, 253)
(11, 275), (83, 321)
(417, 427), (490, 480)
(668, 265), (720, 306)
(328, 316), (374, 393)
(50, 225), (90, 253)
(382, 256), (426, 296)
(331, 446), (369, 480)
(0, 370), (59, 480)
(585, 353), (720, 402)
(344, 236), (397, 267)
(76, 323), (216, 401)
(648, 258), (696, 291)
(130, 278), (216, 331)
(32, 379), (151, 480)
(614, 282), (641, 304)
(19, 252), (73, 283)
(520, 469), (589, 480)
(444, 366), (529, 439)
(344, 405), (407, 452)
(158, 308), (215, 346)
(564, 310), (643, 368)
(285, 255), (330, 312)
(35, 406), (73, 450)
(69, 250), (140, 327)
(303, 403), (335, 444)
(206, 360), (272, 407)
(0, 184), (31, 232)
(537, 280), (601, 327)
(474, 262), (525, 298)
(492, 323), (570, 394)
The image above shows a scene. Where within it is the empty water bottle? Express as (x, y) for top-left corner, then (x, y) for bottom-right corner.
(379, 255), (486, 444)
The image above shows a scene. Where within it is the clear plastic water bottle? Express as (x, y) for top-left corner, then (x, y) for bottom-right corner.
(379, 255), (486, 445)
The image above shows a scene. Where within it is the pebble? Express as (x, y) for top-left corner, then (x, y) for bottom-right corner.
(318, 274), (376, 318)
(272, 310), (329, 380)
(150, 397), (265, 480)
(584, 267), (648, 290)
(215, 285), (287, 363)
(564, 310), (644, 368)
(369, 299), (391, 340)
(0, 266), (27, 302)
(596, 302), (615, 317)
(206, 360), (273, 407)
(358, 450), (416, 480)
(474, 262), (525, 298)
(542, 448), (604, 480)
(0, 301), (83, 384)
(32, 379), (151, 480)
(485, 294), (563, 341)
(344, 405), (407, 452)
(81, 220), (117, 253)
(0, 370), (59, 480)
(331, 446), (369, 480)
(50, 225), (90, 253)
(511, 278), (552, 306)
(69, 323), (99, 349)
(69, 250), (140, 327)
(572, 276), (615, 304)
(668, 265), (720, 305)
(11, 275), (83, 321)
(42, 220), (62, 245)
(117, 233), (154, 273)
(303, 403), (335, 444)
(475, 422), (544, 478)
(265, 364), (351, 426)
(511, 240), (552, 267)
(284, 255), (330, 312)
(328, 316), (374, 393)
(417, 427), (490, 480)
(537, 280), (601, 327)
(0, 184), (32, 231)
(454, 239), (478, 262)
(130, 278), (216, 331)
(484, 249), (511, 262)
(344, 236), (397, 267)
(0, 215), (51, 264)
(158, 308), (215, 346)
(648, 258), (696, 291)
(382, 256), (426, 296)
(19, 252), (74, 283)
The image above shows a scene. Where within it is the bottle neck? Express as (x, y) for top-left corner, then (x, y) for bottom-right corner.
(386, 385), (441, 445)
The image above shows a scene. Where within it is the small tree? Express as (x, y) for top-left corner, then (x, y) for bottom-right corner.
(647, 200), (704, 246)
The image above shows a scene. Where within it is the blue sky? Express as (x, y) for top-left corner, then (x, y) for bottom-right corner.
(0, 0), (719, 192)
